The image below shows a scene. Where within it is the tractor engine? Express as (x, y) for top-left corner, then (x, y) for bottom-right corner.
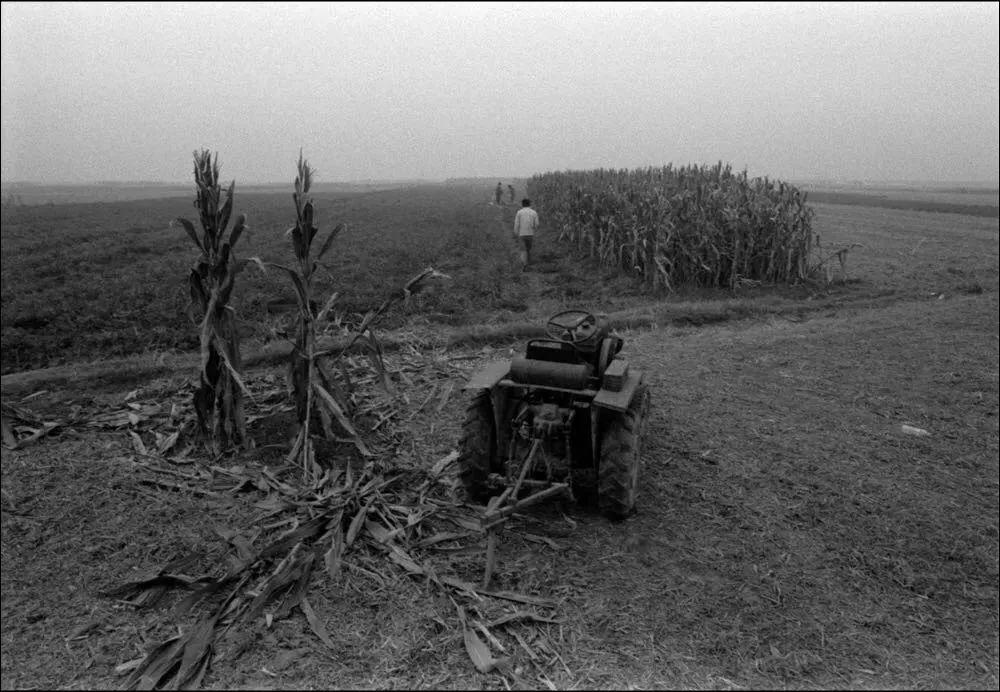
(506, 400), (576, 484)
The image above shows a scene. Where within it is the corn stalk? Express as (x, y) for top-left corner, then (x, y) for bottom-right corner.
(247, 152), (353, 482)
(250, 152), (450, 483)
(173, 150), (250, 455)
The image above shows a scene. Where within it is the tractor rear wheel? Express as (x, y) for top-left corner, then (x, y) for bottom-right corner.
(598, 385), (649, 519)
(457, 389), (499, 503)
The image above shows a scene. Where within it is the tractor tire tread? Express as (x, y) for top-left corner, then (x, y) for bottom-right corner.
(598, 386), (649, 520)
(457, 389), (496, 503)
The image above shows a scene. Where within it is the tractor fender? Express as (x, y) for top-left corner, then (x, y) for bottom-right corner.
(592, 369), (644, 413)
(462, 359), (511, 391)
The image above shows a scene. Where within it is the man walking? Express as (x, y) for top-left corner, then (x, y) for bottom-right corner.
(507, 184), (515, 204)
(513, 198), (539, 271)
(494, 182), (503, 206)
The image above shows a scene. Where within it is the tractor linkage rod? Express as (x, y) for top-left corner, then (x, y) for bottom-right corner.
(482, 483), (570, 531)
(480, 438), (571, 586)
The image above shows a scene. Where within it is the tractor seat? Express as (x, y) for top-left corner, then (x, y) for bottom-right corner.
(522, 335), (623, 377)
(509, 358), (593, 390)
(525, 339), (580, 364)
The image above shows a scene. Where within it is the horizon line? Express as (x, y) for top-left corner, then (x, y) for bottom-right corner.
(3, 176), (999, 190)
(0, 176), (540, 187)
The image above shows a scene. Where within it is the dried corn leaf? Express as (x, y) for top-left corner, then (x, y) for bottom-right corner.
(362, 330), (392, 392)
(427, 544), (485, 557)
(510, 628), (538, 661)
(258, 517), (326, 560)
(462, 621), (508, 674)
(244, 561), (302, 624)
(387, 545), (424, 575)
(522, 533), (560, 550)
(299, 597), (336, 650)
(364, 519), (394, 545)
(356, 473), (391, 497)
(104, 552), (205, 599)
(272, 553), (315, 620)
(345, 501), (372, 548)
(430, 450), (459, 476)
(156, 431), (180, 455)
(475, 621), (507, 653)
(253, 493), (294, 514)
(115, 657), (145, 675)
(1, 415), (17, 449)
(179, 650), (211, 691)
(172, 615), (217, 690)
(408, 383), (438, 419)
(439, 577), (556, 607)
(417, 531), (471, 548)
(124, 633), (185, 690)
(9, 421), (60, 449)
(102, 574), (203, 600)
(171, 578), (231, 619)
(435, 381), (454, 413)
(213, 525), (256, 567)
(487, 611), (563, 628)
(447, 515), (483, 532)
(323, 526), (345, 576)
(316, 224), (343, 261)
(173, 217), (203, 252)
(66, 619), (103, 642)
(129, 431), (148, 455)
(312, 382), (369, 456)
(343, 559), (386, 587)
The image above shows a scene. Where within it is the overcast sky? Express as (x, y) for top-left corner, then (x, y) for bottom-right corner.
(2, 1), (998, 184)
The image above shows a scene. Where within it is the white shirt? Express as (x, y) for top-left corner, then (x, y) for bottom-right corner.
(514, 207), (539, 237)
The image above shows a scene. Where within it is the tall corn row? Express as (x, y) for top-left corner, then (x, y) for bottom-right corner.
(527, 163), (815, 291)
(173, 150), (250, 454)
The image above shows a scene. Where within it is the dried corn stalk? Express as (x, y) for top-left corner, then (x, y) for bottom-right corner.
(173, 150), (250, 455)
(252, 152), (450, 481)
(247, 152), (352, 481)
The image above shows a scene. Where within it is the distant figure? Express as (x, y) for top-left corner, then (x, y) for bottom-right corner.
(513, 198), (539, 271)
(494, 182), (503, 205)
(507, 184), (515, 204)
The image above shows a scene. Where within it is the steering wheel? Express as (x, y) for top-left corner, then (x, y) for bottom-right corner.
(546, 309), (598, 344)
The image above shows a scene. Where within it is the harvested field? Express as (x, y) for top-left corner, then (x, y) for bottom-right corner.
(799, 182), (998, 217)
(802, 191), (998, 218)
(1, 183), (998, 689)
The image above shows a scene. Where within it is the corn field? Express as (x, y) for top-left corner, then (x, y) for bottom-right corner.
(527, 163), (816, 291)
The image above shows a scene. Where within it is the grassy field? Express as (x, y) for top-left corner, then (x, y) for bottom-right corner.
(2, 180), (996, 375)
(1, 180), (643, 374)
(1, 181), (998, 689)
(0, 181), (416, 206)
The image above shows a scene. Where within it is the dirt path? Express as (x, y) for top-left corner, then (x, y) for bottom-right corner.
(2, 289), (996, 689)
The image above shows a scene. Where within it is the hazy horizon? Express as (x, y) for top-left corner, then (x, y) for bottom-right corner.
(2, 176), (999, 190)
(2, 2), (998, 186)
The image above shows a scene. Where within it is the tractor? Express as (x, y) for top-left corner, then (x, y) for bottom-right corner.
(457, 309), (650, 527)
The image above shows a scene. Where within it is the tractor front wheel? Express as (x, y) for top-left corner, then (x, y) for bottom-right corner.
(457, 389), (499, 503)
(598, 385), (649, 519)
